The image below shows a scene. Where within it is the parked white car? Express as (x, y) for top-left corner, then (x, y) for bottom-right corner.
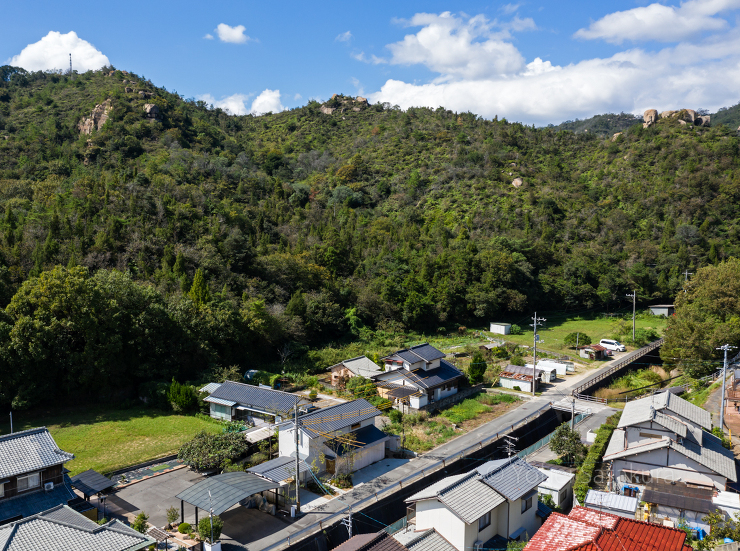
(599, 339), (626, 352)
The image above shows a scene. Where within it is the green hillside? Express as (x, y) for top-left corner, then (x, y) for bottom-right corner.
(1, 65), (740, 408)
(548, 112), (642, 136)
(713, 102), (740, 130)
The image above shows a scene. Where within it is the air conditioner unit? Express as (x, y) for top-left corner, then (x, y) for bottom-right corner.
(473, 541), (483, 551)
(44, 482), (54, 491)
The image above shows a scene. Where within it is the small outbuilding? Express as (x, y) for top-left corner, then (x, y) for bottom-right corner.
(523, 363), (557, 383)
(499, 371), (538, 393)
(535, 359), (575, 375)
(578, 344), (608, 360)
(490, 322), (511, 335)
(537, 467), (576, 509)
(648, 304), (675, 317)
(585, 490), (638, 519)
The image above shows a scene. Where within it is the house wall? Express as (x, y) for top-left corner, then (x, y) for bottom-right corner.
(651, 504), (709, 531)
(411, 394), (428, 409)
(0, 464), (64, 503)
(500, 377), (533, 393)
(336, 440), (385, 474)
(469, 505), (502, 549)
(539, 481), (573, 508)
(507, 494), (539, 540)
(437, 384), (458, 400)
(612, 449), (726, 493)
(209, 402), (233, 421)
(416, 499), (467, 551)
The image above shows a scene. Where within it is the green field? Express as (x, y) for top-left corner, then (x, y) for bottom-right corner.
(0, 406), (222, 476)
(495, 314), (667, 353)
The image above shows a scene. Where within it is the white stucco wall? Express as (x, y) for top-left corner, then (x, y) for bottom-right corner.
(500, 377), (533, 393)
(612, 449), (726, 492)
(416, 499), (467, 551)
(507, 495), (538, 540)
(438, 385), (458, 400)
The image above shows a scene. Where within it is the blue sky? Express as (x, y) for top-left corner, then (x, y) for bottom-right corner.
(4, 0), (740, 125)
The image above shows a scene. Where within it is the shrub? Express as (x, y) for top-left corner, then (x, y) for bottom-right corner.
(509, 355), (525, 366)
(513, 386), (521, 391)
(167, 379), (199, 414)
(477, 392), (517, 405)
(178, 522), (191, 534)
(308, 389), (318, 400)
(468, 351), (487, 384)
(178, 431), (250, 471)
(166, 506), (179, 526)
(132, 512), (149, 534)
(509, 324), (523, 335)
(197, 515), (223, 543)
(388, 409), (403, 424)
(573, 412), (622, 503)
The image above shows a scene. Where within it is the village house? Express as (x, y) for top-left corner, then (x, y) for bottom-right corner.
(578, 344), (608, 360)
(372, 344), (463, 410)
(404, 456), (547, 550)
(0, 427), (80, 524)
(202, 380), (302, 425)
(328, 355), (384, 387)
(278, 399), (385, 475)
(524, 505), (690, 551)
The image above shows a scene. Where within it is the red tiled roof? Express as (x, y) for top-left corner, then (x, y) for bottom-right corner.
(524, 512), (601, 551)
(525, 506), (691, 551)
(568, 506), (620, 529)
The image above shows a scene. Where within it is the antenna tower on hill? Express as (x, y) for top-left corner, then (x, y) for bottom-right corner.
(69, 54), (72, 76)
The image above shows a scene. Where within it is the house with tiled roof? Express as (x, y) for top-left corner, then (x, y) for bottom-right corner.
(604, 392), (736, 493)
(404, 456), (547, 550)
(203, 380), (303, 425)
(0, 428), (78, 524)
(374, 344), (463, 410)
(278, 399), (386, 475)
(524, 506), (691, 551)
(0, 504), (155, 550)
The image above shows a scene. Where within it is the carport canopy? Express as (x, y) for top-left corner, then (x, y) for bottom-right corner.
(176, 472), (281, 516)
(69, 469), (116, 497)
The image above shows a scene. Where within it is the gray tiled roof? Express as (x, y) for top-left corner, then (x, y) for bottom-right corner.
(603, 437), (669, 461)
(0, 475), (77, 522)
(383, 344), (446, 364)
(619, 392), (711, 431)
(478, 456), (548, 501)
(206, 380), (301, 415)
(405, 473), (468, 502)
(437, 473), (505, 523)
(199, 382), (222, 394)
(0, 504), (154, 551)
(0, 428), (74, 479)
(399, 361), (462, 390)
(283, 399), (380, 437)
(604, 429), (626, 457)
(332, 356), (384, 378)
(405, 529), (457, 551)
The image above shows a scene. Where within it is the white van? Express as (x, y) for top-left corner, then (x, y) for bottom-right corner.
(599, 339), (626, 352)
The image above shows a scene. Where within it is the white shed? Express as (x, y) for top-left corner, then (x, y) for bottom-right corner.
(490, 322), (511, 335)
(585, 490), (638, 519)
(537, 467), (575, 509)
(649, 304), (675, 317)
(499, 371), (537, 393)
(523, 363), (557, 383)
(536, 359), (575, 375)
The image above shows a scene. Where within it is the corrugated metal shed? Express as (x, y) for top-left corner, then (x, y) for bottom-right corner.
(584, 490), (638, 516)
(0, 427), (74, 479)
(247, 456), (309, 483)
(206, 380), (301, 415)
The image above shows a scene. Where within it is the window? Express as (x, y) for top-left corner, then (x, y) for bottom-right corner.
(625, 471), (651, 484)
(639, 432), (662, 440)
(17, 473), (40, 492)
(212, 404), (229, 416)
(521, 496), (533, 513)
(0, 482), (4, 498)
(478, 511), (491, 531)
(351, 423), (361, 430)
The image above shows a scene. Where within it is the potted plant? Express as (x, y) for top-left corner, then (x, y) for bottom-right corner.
(198, 515), (224, 551)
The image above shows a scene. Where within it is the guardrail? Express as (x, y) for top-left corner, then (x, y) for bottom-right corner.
(264, 401), (557, 551)
(571, 338), (665, 396)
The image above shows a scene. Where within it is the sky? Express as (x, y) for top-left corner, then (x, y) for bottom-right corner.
(3, 0), (740, 125)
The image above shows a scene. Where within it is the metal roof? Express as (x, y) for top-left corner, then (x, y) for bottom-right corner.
(642, 488), (718, 514)
(69, 469), (115, 496)
(199, 382), (222, 394)
(505, 364), (546, 377)
(330, 356), (384, 378)
(0, 475), (77, 523)
(206, 381), (302, 415)
(405, 530), (457, 551)
(204, 397), (236, 407)
(478, 456), (548, 501)
(333, 533), (383, 551)
(0, 428), (74, 479)
(0, 504), (154, 551)
(537, 468), (575, 491)
(176, 472), (280, 516)
(403, 361), (463, 390)
(247, 456), (310, 483)
(383, 344), (446, 364)
(282, 399), (380, 436)
(585, 490), (638, 514)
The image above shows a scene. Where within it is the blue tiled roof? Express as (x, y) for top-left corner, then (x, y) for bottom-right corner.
(0, 475), (77, 523)
(206, 380), (301, 415)
(383, 343), (446, 364)
(406, 360), (463, 389)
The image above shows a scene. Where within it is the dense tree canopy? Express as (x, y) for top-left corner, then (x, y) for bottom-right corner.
(1, 66), (739, 405)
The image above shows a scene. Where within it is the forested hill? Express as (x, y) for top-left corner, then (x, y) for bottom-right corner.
(1, 65), (740, 408)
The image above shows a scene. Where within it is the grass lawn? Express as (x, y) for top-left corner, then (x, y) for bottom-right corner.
(0, 405), (222, 476)
(497, 314), (668, 353)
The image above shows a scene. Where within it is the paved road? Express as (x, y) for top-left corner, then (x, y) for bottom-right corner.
(252, 356), (630, 551)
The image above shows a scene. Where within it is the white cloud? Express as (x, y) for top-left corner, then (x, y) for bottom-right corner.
(294, 93), (303, 100)
(250, 89), (284, 115)
(336, 31), (353, 42)
(351, 77), (365, 96)
(215, 23), (252, 44)
(197, 93), (252, 115)
(574, 0), (740, 44)
(352, 51), (386, 64)
(500, 3), (521, 15)
(368, 14), (740, 125)
(204, 33), (214, 40)
(8, 31), (109, 72)
(384, 12), (527, 79)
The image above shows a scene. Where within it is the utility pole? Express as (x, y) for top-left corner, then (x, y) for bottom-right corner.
(208, 490), (214, 545)
(9, 412), (12, 434)
(294, 401), (300, 514)
(341, 505), (353, 537)
(530, 312), (546, 396)
(718, 344), (737, 433)
(626, 291), (636, 342)
(571, 399), (576, 430)
(683, 270), (693, 293)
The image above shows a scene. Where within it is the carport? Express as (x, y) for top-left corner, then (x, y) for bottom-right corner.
(175, 471), (280, 526)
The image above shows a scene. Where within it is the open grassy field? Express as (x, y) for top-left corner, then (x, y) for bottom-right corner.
(0, 405), (222, 476)
(496, 314), (668, 353)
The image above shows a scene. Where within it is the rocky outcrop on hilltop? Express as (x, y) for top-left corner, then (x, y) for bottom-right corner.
(77, 99), (112, 134)
(320, 94), (370, 115)
(643, 108), (710, 128)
